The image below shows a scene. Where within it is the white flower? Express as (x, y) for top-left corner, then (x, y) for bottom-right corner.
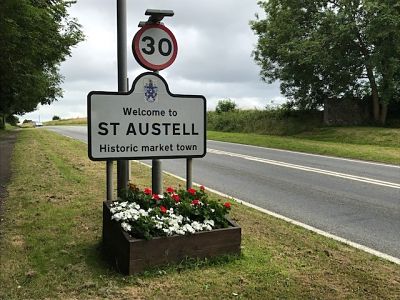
(191, 221), (202, 231)
(111, 212), (122, 221)
(139, 209), (148, 217)
(121, 222), (131, 232)
(176, 229), (185, 235)
(182, 224), (195, 234)
(109, 191), (227, 238)
(204, 219), (214, 227)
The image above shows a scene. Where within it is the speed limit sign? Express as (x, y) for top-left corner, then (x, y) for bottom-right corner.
(132, 24), (178, 71)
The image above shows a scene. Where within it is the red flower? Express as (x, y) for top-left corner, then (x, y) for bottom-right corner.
(144, 188), (152, 195)
(160, 206), (167, 214)
(200, 185), (205, 191)
(166, 187), (175, 194)
(172, 194), (180, 203)
(152, 194), (160, 200)
(188, 188), (196, 195)
(191, 199), (200, 206)
(224, 202), (231, 209)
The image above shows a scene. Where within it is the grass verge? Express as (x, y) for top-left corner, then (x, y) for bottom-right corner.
(43, 117), (87, 126)
(208, 127), (400, 165)
(39, 117), (399, 164)
(0, 124), (17, 134)
(0, 129), (399, 299)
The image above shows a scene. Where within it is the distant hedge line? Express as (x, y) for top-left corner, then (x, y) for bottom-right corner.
(207, 109), (323, 136)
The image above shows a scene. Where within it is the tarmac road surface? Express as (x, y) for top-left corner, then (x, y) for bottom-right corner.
(45, 126), (400, 259)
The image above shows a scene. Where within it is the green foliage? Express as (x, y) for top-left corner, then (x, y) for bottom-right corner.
(251, 0), (400, 123)
(112, 185), (231, 240)
(0, 0), (84, 119)
(52, 115), (61, 121)
(44, 117), (86, 126)
(208, 109), (323, 135)
(215, 99), (237, 114)
(6, 115), (19, 126)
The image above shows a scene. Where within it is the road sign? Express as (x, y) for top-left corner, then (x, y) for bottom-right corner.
(87, 72), (206, 160)
(132, 24), (178, 71)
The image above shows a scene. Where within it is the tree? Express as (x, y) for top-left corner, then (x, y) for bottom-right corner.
(0, 0), (84, 128)
(52, 115), (61, 120)
(251, 0), (400, 124)
(6, 115), (19, 126)
(216, 99), (237, 114)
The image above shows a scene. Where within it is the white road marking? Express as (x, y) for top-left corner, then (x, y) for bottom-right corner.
(138, 161), (400, 265)
(208, 148), (400, 189)
(210, 139), (400, 169)
(47, 129), (400, 264)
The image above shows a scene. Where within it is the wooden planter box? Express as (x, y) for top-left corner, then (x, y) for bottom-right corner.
(102, 201), (241, 275)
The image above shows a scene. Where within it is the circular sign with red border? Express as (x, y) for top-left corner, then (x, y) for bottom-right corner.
(132, 24), (178, 71)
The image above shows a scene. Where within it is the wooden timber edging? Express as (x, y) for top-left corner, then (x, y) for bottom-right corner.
(102, 201), (241, 275)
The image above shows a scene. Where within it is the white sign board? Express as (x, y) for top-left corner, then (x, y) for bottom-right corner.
(132, 24), (178, 71)
(88, 72), (206, 160)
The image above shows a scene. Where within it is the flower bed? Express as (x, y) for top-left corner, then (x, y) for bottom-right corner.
(102, 185), (241, 274)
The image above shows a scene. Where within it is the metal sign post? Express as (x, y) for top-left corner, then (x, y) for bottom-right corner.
(116, 0), (129, 197)
(90, 9), (205, 198)
(186, 158), (193, 189)
(134, 10), (176, 194)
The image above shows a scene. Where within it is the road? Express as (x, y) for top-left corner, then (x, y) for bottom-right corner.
(45, 126), (400, 259)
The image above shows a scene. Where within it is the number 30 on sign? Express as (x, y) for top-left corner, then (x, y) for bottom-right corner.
(132, 24), (178, 71)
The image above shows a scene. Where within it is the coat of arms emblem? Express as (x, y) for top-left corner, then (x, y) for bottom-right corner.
(144, 79), (158, 103)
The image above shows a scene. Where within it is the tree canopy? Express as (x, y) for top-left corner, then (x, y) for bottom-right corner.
(216, 99), (237, 114)
(0, 0), (83, 126)
(251, 0), (400, 124)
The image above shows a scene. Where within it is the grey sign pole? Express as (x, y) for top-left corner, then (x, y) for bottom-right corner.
(152, 70), (162, 194)
(106, 161), (113, 200)
(136, 10), (174, 195)
(116, 0), (129, 197)
(135, 10), (179, 195)
(152, 159), (162, 194)
(186, 158), (193, 189)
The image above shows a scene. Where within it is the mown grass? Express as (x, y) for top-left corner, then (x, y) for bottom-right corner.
(0, 123), (18, 133)
(208, 127), (400, 165)
(296, 126), (400, 148)
(38, 114), (400, 164)
(44, 117), (87, 126)
(0, 129), (399, 299)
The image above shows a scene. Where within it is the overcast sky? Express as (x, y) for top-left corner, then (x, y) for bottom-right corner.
(22, 0), (283, 122)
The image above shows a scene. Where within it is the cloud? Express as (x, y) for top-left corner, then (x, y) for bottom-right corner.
(22, 0), (282, 122)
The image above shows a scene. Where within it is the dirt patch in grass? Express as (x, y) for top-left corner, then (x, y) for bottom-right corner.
(0, 130), (18, 227)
